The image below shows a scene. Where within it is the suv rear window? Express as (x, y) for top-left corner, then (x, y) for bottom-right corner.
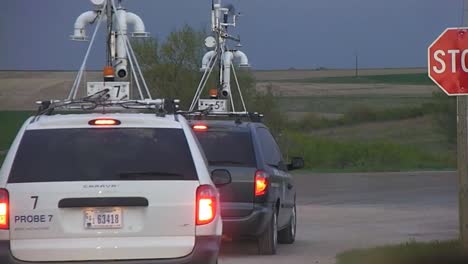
(195, 131), (256, 167)
(9, 128), (197, 183)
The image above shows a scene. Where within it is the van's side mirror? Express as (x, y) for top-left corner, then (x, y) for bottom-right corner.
(288, 157), (304, 171)
(211, 169), (232, 187)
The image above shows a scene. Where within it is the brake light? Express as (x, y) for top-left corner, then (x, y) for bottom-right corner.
(193, 124), (208, 131)
(89, 119), (121, 126)
(0, 189), (9, 230)
(255, 170), (269, 196)
(196, 185), (218, 225)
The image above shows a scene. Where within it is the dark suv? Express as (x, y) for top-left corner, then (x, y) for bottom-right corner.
(190, 120), (304, 255)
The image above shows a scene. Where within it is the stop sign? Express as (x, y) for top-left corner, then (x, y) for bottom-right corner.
(429, 27), (468, 96)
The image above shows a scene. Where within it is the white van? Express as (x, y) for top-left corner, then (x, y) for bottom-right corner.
(0, 112), (226, 264)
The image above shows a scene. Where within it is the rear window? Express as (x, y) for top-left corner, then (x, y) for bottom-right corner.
(195, 130), (256, 167)
(9, 128), (197, 183)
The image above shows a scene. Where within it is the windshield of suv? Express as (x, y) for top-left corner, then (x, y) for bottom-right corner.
(194, 131), (256, 167)
(8, 128), (197, 183)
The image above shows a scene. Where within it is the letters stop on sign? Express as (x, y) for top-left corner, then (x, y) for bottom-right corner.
(432, 49), (468, 74)
(428, 27), (468, 96)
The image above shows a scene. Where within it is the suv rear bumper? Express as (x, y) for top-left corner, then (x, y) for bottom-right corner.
(222, 204), (273, 238)
(0, 236), (220, 264)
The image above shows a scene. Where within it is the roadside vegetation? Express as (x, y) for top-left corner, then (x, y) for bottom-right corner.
(285, 132), (454, 172)
(283, 91), (457, 171)
(289, 92), (455, 134)
(279, 95), (434, 114)
(336, 240), (467, 264)
(290, 105), (428, 130)
(0, 111), (33, 164)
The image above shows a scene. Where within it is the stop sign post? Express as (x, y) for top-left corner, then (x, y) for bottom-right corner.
(429, 27), (468, 95)
(429, 27), (468, 250)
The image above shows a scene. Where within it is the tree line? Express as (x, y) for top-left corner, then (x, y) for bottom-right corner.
(132, 25), (285, 136)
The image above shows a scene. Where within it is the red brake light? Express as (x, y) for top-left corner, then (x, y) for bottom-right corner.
(255, 170), (269, 196)
(0, 189), (9, 230)
(196, 185), (218, 225)
(89, 119), (121, 126)
(193, 124), (208, 131)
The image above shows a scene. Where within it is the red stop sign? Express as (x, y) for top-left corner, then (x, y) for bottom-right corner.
(429, 28), (468, 96)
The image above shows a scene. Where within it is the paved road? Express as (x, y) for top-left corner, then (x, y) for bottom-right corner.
(219, 171), (459, 264)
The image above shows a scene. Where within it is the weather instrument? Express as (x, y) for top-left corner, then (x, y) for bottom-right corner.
(90, 0), (106, 7)
(205, 36), (217, 49)
(189, 0), (251, 114)
(68, 0), (151, 101)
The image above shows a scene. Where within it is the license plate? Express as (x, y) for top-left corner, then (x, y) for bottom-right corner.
(84, 208), (123, 229)
(198, 99), (228, 112)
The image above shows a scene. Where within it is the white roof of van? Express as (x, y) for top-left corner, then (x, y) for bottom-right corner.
(26, 113), (183, 130)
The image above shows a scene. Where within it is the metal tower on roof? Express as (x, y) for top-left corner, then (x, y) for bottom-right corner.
(68, 0), (151, 101)
(189, 0), (251, 113)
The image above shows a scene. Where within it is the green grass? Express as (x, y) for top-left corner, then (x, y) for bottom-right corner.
(286, 132), (455, 172)
(0, 153), (5, 167)
(281, 73), (433, 85)
(336, 240), (466, 264)
(280, 91), (457, 172)
(290, 105), (433, 130)
(0, 111), (33, 151)
(279, 95), (433, 114)
(309, 116), (455, 155)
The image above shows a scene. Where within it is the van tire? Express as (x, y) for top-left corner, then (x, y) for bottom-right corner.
(258, 211), (277, 255)
(278, 204), (296, 244)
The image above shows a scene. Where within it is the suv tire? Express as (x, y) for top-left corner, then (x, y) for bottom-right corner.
(278, 204), (296, 244)
(258, 211), (278, 255)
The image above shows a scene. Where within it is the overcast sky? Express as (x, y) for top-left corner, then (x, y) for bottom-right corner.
(0, 0), (462, 70)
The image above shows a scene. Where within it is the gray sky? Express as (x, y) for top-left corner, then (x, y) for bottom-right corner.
(0, 0), (461, 70)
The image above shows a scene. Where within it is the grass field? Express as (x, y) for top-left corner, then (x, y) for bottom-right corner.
(258, 72), (436, 117)
(0, 111), (33, 164)
(280, 73), (433, 85)
(254, 68), (427, 81)
(0, 111), (32, 149)
(310, 116), (454, 155)
(279, 95), (433, 114)
(286, 130), (455, 172)
(0, 153), (5, 167)
(336, 241), (466, 264)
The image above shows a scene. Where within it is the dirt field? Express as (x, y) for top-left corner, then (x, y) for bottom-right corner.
(0, 69), (433, 110)
(0, 71), (100, 110)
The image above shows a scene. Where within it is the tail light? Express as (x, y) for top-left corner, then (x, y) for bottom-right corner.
(89, 119), (121, 126)
(0, 189), (9, 230)
(255, 170), (269, 196)
(196, 185), (218, 225)
(193, 124), (208, 131)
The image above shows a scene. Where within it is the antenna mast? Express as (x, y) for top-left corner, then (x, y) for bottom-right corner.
(68, 0), (151, 101)
(189, 0), (250, 113)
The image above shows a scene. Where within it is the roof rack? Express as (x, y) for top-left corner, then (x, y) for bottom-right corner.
(181, 110), (264, 123)
(34, 89), (180, 118)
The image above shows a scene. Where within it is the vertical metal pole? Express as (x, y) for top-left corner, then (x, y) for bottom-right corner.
(355, 51), (359, 78)
(458, 96), (468, 250)
(459, 0), (468, 250)
(106, 0), (112, 66)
